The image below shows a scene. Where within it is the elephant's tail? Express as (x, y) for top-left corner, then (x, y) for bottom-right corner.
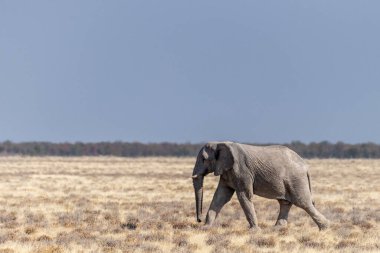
(307, 172), (315, 206)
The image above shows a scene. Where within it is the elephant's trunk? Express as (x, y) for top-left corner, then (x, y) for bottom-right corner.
(192, 148), (207, 222)
(193, 176), (204, 222)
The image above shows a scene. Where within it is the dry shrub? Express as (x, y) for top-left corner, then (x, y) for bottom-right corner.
(138, 220), (167, 230)
(358, 221), (374, 230)
(103, 211), (120, 225)
(37, 235), (53, 241)
(171, 238), (198, 253)
(73, 228), (96, 239)
(280, 240), (296, 251)
(258, 222), (270, 229)
(351, 207), (366, 226)
(122, 217), (139, 230)
(230, 227), (247, 236)
(56, 211), (82, 227)
(143, 231), (166, 242)
(322, 205), (347, 222)
(83, 210), (100, 226)
(0, 234), (8, 244)
(135, 244), (163, 253)
(24, 226), (36, 234)
(35, 246), (62, 253)
(0, 249), (15, 253)
(206, 233), (224, 245)
(172, 221), (191, 230)
(171, 246), (197, 253)
(0, 212), (18, 228)
(207, 233), (230, 248)
(75, 197), (91, 208)
(335, 239), (357, 249)
(220, 222), (230, 228)
(19, 236), (31, 243)
(333, 207), (345, 213)
(348, 231), (361, 239)
(335, 224), (357, 238)
(56, 229), (95, 245)
(276, 226), (289, 236)
(249, 235), (276, 248)
(174, 238), (188, 247)
(24, 211), (46, 227)
(212, 245), (232, 253)
(303, 241), (325, 248)
(101, 238), (122, 249)
(298, 235), (325, 249)
(125, 233), (140, 245)
(228, 244), (262, 253)
(298, 235), (312, 245)
(298, 235), (311, 244)
(0, 211), (17, 223)
(256, 237), (276, 248)
(172, 232), (189, 247)
(0, 233), (16, 244)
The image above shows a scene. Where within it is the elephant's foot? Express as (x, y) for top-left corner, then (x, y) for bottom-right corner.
(318, 219), (330, 231)
(202, 218), (215, 230)
(205, 210), (216, 226)
(275, 219), (288, 227)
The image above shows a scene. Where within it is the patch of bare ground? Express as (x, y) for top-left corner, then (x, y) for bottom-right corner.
(0, 157), (378, 252)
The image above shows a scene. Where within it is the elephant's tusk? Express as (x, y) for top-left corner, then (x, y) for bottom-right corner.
(192, 174), (198, 179)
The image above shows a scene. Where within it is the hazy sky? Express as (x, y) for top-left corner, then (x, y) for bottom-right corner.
(1, 1), (380, 143)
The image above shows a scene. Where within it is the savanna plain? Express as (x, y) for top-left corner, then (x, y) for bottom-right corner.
(0, 157), (379, 253)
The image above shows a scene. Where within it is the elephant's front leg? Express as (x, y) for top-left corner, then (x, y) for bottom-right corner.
(205, 181), (234, 226)
(236, 190), (259, 229)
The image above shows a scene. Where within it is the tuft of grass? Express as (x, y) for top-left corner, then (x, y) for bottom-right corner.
(0, 212), (18, 229)
(37, 235), (53, 241)
(24, 211), (46, 227)
(335, 239), (357, 249)
(250, 235), (276, 248)
(122, 217), (139, 230)
(172, 232), (189, 247)
(135, 244), (163, 253)
(0, 232), (16, 244)
(206, 233), (224, 245)
(35, 246), (62, 253)
(172, 221), (191, 230)
(24, 226), (36, 234)
(0, 249), (15, 253)
(143, 231), (167, 242)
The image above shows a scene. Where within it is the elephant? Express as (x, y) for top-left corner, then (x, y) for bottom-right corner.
(192, 141), (329, 230)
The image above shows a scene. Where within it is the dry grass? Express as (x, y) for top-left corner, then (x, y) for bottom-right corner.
(0, 157), (379, 252)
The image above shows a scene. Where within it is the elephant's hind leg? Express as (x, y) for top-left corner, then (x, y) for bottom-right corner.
(275, 199), (292, 226)
(299, 201), (329, 230)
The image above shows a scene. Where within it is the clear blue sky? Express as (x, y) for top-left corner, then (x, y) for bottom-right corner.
(1, 1), (380, 143)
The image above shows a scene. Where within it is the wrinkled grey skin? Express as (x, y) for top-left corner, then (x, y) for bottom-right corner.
(192, 142), (329, 231)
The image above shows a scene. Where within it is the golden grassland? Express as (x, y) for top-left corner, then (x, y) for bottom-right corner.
(0, 157), (379, 253)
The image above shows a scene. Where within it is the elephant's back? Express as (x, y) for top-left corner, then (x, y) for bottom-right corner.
(238, 144), (307, 170)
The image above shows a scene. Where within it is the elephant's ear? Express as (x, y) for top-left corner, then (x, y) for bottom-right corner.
(214, 143), (235, 176)
(192, 147), (208, 177)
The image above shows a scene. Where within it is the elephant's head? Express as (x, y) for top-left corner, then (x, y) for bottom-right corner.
(192, 142), (236, 222)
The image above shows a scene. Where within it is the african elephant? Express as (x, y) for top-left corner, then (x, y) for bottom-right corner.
(192, 142), (329, 230)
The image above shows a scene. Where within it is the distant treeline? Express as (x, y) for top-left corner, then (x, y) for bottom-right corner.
(1, 141), (380, 158)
